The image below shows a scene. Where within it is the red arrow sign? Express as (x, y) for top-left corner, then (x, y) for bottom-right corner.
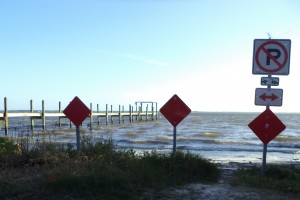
(255, 88), (283, 106)
(259, 93), (278, 101)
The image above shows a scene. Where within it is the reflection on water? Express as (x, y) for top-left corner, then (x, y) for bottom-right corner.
(194, 132), (223, 138)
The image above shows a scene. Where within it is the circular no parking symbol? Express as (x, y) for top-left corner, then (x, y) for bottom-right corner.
(253, 39), (291, 75)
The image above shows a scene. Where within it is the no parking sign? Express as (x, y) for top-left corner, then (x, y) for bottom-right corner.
(252, 39), (291, 75)
(250, 38), (291, 175)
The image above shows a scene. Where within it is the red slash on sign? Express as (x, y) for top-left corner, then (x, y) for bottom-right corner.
(252, 39), (291, 75)
(259, 93), (278, 101)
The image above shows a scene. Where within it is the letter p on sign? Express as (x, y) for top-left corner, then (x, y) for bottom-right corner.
(252, 39), (291, 75)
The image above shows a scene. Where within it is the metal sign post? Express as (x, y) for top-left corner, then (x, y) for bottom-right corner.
(248, 107), (286, 175)
(249, 39), (290, 176)
(262, 77), (271, 176)
(76, 126), (81, 150)
(173, 126), (177, 155)
(63, 96), (91, 151)
(160, 94), (191, 155)
(262, 143), (268, 175)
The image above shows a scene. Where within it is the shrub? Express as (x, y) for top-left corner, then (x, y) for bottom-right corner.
(46, 147), (221, 199)
(1, 136), (221, 199)
(0, 137), (20, 155)
(232, 164), (300, 194)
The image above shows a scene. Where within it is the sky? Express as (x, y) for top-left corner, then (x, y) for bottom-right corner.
(1, 0), (300, 112)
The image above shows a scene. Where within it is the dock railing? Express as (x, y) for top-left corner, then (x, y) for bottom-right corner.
(0, 97), (158, 136)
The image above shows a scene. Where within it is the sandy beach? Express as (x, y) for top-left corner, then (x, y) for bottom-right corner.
(141, 162), (300, 200)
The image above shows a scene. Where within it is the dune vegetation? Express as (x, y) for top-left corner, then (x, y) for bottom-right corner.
(0, 134), (220, 199)
(232, 164), (300, 194)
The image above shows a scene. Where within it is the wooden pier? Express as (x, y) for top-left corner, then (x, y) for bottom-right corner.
(0, 97), (158, 136)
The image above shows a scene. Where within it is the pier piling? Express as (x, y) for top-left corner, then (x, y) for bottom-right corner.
(1, 98), (157, 135)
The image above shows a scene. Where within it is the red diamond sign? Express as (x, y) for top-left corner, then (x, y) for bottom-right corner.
(248, 108), (286, 145)
(160, 94), (191, 127)
(63, 96), (91, 127)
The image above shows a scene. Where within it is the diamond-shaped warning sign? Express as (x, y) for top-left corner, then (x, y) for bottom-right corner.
(63, 96), (91, 127)
(248, 108), (286, 145)
(160, 94), (191, 127)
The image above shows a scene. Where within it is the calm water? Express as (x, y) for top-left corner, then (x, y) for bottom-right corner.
(3, 112), (300, 164)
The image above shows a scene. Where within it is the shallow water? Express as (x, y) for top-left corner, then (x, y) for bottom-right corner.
(3, 112), (300, 164)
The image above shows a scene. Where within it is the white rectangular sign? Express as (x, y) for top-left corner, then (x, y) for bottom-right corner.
(253, 39), (291, 75)
(261, 77), (279, 86)
(255, 88), (283, 106)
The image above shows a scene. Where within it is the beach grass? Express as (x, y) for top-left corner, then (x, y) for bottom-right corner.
(0, 135), (221, 199)
(232, 164), (300, 194)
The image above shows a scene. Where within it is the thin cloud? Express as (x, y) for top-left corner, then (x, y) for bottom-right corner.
(95, 49), (170, 67)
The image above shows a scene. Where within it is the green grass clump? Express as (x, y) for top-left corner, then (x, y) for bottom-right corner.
(0, 136), (220, 199)
(48, 143), (220, 199)
(232, 164), (300, 194)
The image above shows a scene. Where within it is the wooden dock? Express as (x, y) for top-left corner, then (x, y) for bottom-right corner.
(0, 97), (158, 136)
